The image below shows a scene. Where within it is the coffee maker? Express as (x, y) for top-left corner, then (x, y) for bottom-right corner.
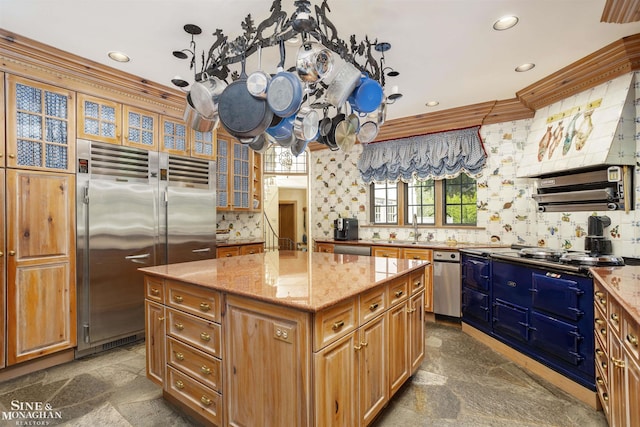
(585, 215), (612, 255)
(334, 218), (358, 241)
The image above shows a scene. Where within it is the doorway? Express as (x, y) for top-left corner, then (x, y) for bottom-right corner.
(278, 201), (296, 249)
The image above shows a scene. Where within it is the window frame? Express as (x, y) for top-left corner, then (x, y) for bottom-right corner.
(369, 176), (478, 227)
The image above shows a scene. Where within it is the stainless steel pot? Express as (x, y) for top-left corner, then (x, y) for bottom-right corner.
(190, 73), (227, 119)
(293, 106), (320, 142)
(183, 92), (216, 132)
(325, 59), (361, 108)
(296, 41), (333, 83)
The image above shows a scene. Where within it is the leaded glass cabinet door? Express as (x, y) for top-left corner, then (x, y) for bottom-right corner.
(123, 105), (158, 151)
(216, 136), (229, 210)
(232, 141), (250, 210)
(6, 75), (76, 172)
(160, 116), (189, 156)
(191, 128), (216, 160)
(77, 93), (121, 145)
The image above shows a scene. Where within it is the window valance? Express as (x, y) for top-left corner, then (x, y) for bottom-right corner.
(357, 126), (487, 183)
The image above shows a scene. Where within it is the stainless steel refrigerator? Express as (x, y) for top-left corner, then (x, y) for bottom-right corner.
(76, 140), (216, 357)
(159, 153), (216, 265)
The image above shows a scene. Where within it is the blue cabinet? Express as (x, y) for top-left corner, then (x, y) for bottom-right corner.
(461, 254), (492, 333)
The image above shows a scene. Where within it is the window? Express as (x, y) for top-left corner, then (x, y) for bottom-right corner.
(371, 181), (398, 224)
(370, 175), (477, 226)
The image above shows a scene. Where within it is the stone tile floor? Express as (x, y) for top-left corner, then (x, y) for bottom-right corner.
(0, 321), (607, 426)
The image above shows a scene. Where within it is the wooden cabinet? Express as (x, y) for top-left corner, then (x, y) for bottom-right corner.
(216, 243), (263, 258)
(145, 300), (165, 386)
(408, 291), (425, 373)
(0, 72), (5, 166)
(191, 128), (216, 160)
(77, 93), (122, 144)
(6, 169), (76, 365)
(595, 277), (640, 426)
(160, 116), (189, 156)
(388, 298), (409, 396)
(226, 295), (311, 427)
(77, 95), (159, 151)
(357, 313), (387, 426)
(401, 248), (433, 312)
(0, 170), (4, 369)
(315, 243), (334, 253)
(372, 246), (400, 258)
(215, 132), (262, 212)
(6, 75), (75, 173)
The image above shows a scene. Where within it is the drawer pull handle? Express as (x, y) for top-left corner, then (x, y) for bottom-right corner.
(200, 332), (211, 342)
(413, 256), (420, 259)
(199, 302), (211, 312)
(200, 396), (212, 406)
(413, 280), (421, 287)
(175, 380), (184, 390)
(158, 317), (165, 321)
(595, 291), (604, 298)
(599, 298), (606, 305)
(603, 393), (609, 402)
(596, 377), (604, 385)
(595, 318), (604, 325)
(173, 295), (184, 303)
(611, 313), (619, 323)
(150, 288), (160, 296)
(201, 365), (212, 375)
(595, 349), (604, 357)
(601, 361), (608, 370)
(612, 358), (625, 368)
(354, 343), (361, 351)
(382, 254), (389, 257)
(8, 250), (15, 256)
(600, 328), (607, 336)
(369, 303), (379, 312)
(332, 320), (345, 331)
(395, 290), (404, 298)
(174, 323), (184, 331)
(226, 253), (233, 257)
(360, 341), (368, 347)
(627, 334), (638, 347)
(175, 352), (185, 361)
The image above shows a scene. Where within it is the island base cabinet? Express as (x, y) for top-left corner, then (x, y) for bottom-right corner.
(388, 303), (409, 397)
(225, 295), (312, 427)
(145, 301), (165, 386)
(358, 314), (388, 427)
(409, 291), (425, 373)
(166, 365), (222, 426)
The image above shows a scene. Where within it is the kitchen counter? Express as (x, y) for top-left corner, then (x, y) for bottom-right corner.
(215, 238), (264, 248)
(140, 250), (427, 312)
(315, 237), (509, 251)
(590, 265), (640, 324)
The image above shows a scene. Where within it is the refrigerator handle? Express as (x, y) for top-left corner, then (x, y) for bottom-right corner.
(192, 248), (212, 253)
(125, 253), (151, 264)
(163, 190), (168, 205)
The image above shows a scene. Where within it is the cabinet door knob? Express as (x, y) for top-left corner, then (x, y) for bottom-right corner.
(173, 295), (183, 303)
(395, 290), (404, 297)
(200, 396), (212, 406)
(175, 380), (184, 390)
(8, 250), (16, 256)
(332, 320), (345, 331)
(175, 352), (185, 361)
(8, 154), (15, 159)
(369, 303), (379, 312)
(200, 365), (212, 375)
(200, 332), (211, 342)
(0, 251), (3, 257)
(150, 288), (160, 296)
(199, 302), (210, 312)
(174, 323), (184, 331)
(628, 334), (638, 347)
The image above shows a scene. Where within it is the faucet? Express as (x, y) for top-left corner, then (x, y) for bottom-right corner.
(412, 213), (419, 243)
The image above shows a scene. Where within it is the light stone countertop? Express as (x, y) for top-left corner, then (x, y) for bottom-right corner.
(140, 250), (428, 312)
(591, 265), (640, 325)
(314, 238), (509, 250)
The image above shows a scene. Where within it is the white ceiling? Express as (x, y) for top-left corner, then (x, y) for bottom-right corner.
(2, 1), (640, 121)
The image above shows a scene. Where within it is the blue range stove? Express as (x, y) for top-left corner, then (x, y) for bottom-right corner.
(460, 246), (623, 391)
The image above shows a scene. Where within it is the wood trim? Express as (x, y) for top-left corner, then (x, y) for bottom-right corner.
(482, 98), (535, 125)
(601, 0), (640, 23)
(462, 323), (601, 410)
(0, 29), (185, 117)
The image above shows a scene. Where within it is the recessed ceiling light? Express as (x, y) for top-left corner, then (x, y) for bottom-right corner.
(515, 63), (535, 72)
(425, 101), (439, 107)
(108, 51), (130, 63)
(493, 15), (519, 31)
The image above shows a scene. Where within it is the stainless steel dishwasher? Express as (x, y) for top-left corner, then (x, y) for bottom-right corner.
(333, 244), (371, 256)
(433, 250), (461, 317)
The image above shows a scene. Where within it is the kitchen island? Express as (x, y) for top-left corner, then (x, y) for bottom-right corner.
(141, 250), (428, 426)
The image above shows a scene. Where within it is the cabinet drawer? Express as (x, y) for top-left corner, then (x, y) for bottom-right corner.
(167, 337), (221, 392)
(594, 307), (608, 347)
(595, 333), (608, 383)
(166, 280), (221, 323)
(167, 309), (222, 358)
(595, 367), (609, 417)
(409, 269), (425, 295)
(607, 296), (622, 338)
(145, 276), (164, 303)
(359, 286), (386, 325)
(166, 366), (222, 426)
(622, 311), (639, 361)
(314, 298), (357, 351)
(402, 248), (432, 261)
(239, 244), (262, 255)
(217, 246), (240, 258)
(388, 277), (409, 307)
(372, 246), (401, 258)
(594, 280), (608, 312)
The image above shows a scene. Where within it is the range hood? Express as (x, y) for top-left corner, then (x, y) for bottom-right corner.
(532, 165), (633, 212)
(517, 72), (637, 178)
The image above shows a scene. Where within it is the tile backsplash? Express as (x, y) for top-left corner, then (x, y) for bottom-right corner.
(309, 73), (640, 258)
